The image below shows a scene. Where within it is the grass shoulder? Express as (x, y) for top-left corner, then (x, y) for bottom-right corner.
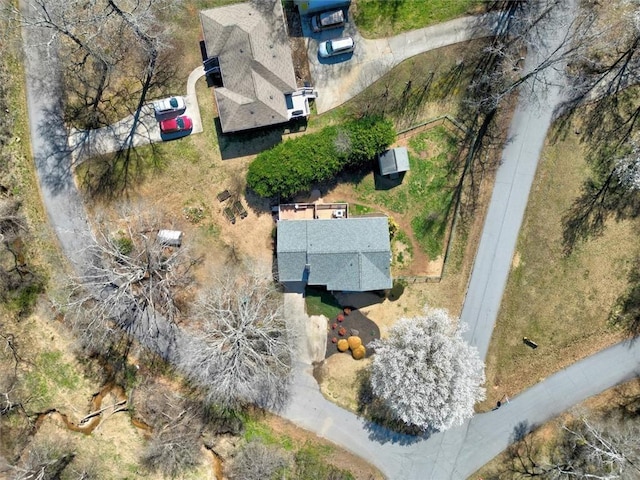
(481, 122), (635, 411)
(353, 0), (484, 38)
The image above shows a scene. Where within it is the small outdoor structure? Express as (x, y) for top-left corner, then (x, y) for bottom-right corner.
(157, 230), (182, 247)
(378, 147), (410, 179)
(277, 216), (392, 291)
(199, 1), (317, 133)
(277, 202), (348, 220)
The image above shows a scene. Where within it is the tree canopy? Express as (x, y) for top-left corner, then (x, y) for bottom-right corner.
(178, 266), (292, 410)
(246, 116), (395, 198)
(369, 307), (485, 431)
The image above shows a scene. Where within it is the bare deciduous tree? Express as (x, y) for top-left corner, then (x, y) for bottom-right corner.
(141, 424), (202, 478)
(505, 412), (640, 479)
(11, 0), (177, 128)
(66, 206), (196, 355)
(368, 307), (485, 432)
(134, 378), (210, 478)
(8, 440), (76, 480)
(614, 142), (640, 192)
(228, 440), (290, 480)
(179, 266), (293, 410)
(5, 0), (180, 196)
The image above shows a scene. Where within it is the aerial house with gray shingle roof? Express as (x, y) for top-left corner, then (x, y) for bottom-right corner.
(200, 1), (317, 133)
(277, 217), (393, 292)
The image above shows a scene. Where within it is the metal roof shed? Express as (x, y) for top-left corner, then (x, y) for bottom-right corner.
(378, 147), (410, 178)
(157, 230), (183, 247)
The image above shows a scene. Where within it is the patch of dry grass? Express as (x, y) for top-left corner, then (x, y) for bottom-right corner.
(317, 355), (371, 412)
(481, 128), (638, 411)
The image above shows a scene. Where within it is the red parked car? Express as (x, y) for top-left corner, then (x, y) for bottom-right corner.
(159, 115), (193, 134)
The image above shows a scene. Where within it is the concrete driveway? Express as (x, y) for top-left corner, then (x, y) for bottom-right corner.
(67, 66), (205, 164)
(302, 12), (497, 113)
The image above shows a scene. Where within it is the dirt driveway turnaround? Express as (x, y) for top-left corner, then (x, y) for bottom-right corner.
(300, 12), (497, 113)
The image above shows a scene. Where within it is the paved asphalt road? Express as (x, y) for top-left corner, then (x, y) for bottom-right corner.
(20, 1), (198, 363)
(459, 3), (574, 358)
(284, 1), (640, 478)
(20, 0), (93, 270)
(285, 340), (640, 479)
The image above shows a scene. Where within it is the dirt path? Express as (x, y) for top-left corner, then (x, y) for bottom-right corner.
(322, 184), (443, 276)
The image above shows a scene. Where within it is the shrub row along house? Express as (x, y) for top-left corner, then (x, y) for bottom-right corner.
(201, 1), (392, 293)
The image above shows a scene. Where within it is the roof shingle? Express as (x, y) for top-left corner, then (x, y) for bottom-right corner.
(200, 1), (297, 132)
(277, 217), (392, 291)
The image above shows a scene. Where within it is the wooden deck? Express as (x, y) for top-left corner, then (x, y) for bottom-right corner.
(278, 203), (348, 220)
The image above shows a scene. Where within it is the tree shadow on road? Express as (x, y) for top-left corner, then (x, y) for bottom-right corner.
(356, 368), (433, 445)
(34, 102), (77, 197)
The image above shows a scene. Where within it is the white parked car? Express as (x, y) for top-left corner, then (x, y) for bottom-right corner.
(153, 96), (185, 117)
(318, 36), (355, 58)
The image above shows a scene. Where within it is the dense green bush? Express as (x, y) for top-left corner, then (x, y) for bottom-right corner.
(247, 117), (395, 198)
(293, 446), (355, 480)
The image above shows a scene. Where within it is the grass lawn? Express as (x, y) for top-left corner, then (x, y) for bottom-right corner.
(345, 39), (487, 130)
(480, 126), (637, 411)
(343, 124), (461, 264)
(305, 287), (344, 319)
(353, 0), (484, 38)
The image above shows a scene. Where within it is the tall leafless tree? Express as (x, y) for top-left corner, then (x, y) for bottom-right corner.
(4, 0), (180, 196)
(179, 265), (293, 411)
(66, 205), (196, 356)
(505, 413), (640, 479)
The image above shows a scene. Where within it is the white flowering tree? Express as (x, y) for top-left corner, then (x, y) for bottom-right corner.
(614, 143), (640, 191)
(369, 308), (485, 432)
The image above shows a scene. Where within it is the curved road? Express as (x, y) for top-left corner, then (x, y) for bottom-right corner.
(21, 1), (639, 479)
(21, 0), (93, 270)
(285, 1), (640, 478)
(285, 340), (640, 479)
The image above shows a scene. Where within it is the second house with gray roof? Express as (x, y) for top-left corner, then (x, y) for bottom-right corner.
(277, 216), (392, 292)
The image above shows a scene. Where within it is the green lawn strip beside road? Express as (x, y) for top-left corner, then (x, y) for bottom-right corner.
(354, 0), (483, 38)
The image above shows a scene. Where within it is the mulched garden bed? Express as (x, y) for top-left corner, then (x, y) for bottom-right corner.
(325, 307), (380, 359)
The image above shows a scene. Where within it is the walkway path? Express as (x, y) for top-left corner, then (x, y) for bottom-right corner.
(305, 14), (498, 113)
(67, 66), (205, 164)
